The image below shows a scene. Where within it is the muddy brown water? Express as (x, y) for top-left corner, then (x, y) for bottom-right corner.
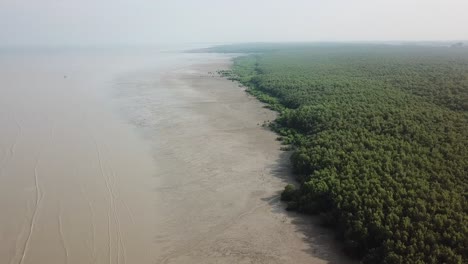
(0, 48), (353, 264)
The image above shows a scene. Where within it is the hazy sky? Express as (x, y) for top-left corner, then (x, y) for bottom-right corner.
(1, 0), (467, 46)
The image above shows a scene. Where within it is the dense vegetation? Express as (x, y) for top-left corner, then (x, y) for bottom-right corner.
(210, 44), (468, 263)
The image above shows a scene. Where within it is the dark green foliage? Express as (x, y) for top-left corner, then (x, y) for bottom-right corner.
(281, 184), (297, 201)
(216, 44), (468, 263)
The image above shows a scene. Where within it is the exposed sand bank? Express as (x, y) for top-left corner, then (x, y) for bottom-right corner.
(117, 55), (354, 264)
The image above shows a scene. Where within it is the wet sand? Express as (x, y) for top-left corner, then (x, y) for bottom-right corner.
(0, 50), (352, 264)
(117, 56), (353, 264)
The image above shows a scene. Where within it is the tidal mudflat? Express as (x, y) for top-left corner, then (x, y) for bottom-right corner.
(117, 55), (353, 264)
(0, 49), (351, 264)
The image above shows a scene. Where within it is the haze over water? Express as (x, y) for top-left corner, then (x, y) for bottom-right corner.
(0, 46), (197, 264)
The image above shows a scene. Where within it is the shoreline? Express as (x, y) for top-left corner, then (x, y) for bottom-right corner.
(142, 55), (354, 263)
